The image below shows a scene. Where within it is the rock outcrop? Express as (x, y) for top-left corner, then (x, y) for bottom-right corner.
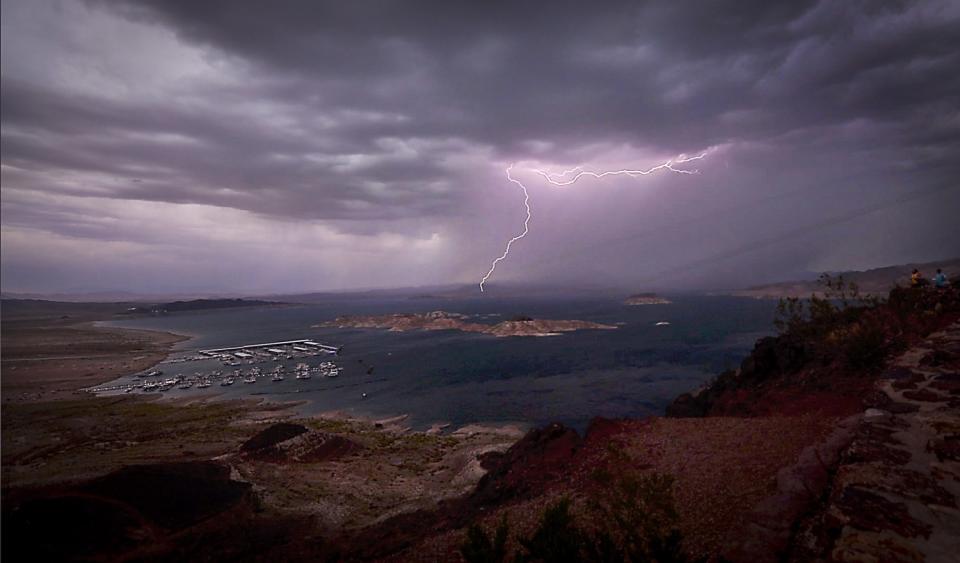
(791, 322), (960, 562)
(667, 333), (817, 418)
(240, 422), (362, 463)
(240, 422), (309, 452)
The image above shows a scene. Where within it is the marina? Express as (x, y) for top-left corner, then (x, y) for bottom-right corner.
(198, 339), (340, 356)
(86, 338), (344, 394)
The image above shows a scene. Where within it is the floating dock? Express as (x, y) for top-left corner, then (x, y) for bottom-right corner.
(199, 339), (340, 356)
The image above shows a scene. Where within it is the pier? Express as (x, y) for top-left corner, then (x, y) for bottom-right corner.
(199, 339), (340, 356)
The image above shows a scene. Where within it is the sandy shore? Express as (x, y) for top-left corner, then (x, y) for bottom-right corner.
(2, 318), (187, 403)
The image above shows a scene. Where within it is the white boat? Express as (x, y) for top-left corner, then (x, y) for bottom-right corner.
(197, 380), (211, 389)
(295, 371), (311, 380)
(244, 376), (257, 384)
(271, 373), (284, 382)
(221, 378), (235, 386)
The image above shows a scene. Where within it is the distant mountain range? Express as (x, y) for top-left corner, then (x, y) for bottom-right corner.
(122, 298), (283, 315)
(1, 298), (282, 321)
(729, 258), (960, 299)
(4, 259), (957, 305)
(0, 290), (249, 303)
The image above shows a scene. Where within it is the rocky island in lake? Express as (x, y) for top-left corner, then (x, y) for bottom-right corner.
(318, 310), (617, 337)
(624, 292), (672, 305)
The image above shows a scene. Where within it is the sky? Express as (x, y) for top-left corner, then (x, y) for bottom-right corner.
(2, 0), (959, 295)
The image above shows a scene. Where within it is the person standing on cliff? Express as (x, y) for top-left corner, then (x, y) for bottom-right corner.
(911, 268), (923, 288)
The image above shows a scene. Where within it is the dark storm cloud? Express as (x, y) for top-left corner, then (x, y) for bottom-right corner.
(101, 0), (960, 150)
(1, 76), (459, 223)
(2, 0), (959, 293)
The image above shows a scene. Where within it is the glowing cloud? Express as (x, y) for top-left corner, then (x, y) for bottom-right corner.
(479, 151), (710, 292)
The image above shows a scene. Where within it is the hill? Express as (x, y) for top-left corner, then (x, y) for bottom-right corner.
(124, 298), (281, 314)
(731, 258), (959, 299)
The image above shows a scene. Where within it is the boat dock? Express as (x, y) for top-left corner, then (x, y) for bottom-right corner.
(199, 339), (340, 356)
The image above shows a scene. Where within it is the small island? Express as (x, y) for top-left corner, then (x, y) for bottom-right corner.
(624, 292), (672, 305)
(317, 310), (617, 337)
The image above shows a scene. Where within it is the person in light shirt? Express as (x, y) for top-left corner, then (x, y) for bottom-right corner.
(933, 268), (949, 289)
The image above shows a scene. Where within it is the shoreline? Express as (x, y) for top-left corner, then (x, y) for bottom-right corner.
(311, 409), (529, 438)
(1, 319), (189, 403)
(57, 319), (527, 441)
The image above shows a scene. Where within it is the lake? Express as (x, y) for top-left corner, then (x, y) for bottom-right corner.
(99, 294), (777, 432)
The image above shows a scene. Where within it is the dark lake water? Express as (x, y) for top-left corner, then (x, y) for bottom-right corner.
(99, 295), (776, 432)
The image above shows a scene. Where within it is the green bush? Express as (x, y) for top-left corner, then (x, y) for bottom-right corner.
(586, 471), (685, 562)
(773, 274), (879, 337)
(771, 274), (898, 371)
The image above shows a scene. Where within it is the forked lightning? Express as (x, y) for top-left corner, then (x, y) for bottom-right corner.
(479, 152), (710, 292)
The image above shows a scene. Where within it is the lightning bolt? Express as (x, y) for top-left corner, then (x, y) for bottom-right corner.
(479, 164), (531, 293)
(532, 152), (708, 185)
(479, 151), (710, 292)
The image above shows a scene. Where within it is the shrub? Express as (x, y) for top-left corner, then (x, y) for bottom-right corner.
(587, 471), (682, 562)
(773, 274), (880, 338)
(461, 515), (510, 563)
(841, 320), (888, 370)
(771, 274), (899, 372)
(460, 466), (697, 562)
(516, 499), (586, 563)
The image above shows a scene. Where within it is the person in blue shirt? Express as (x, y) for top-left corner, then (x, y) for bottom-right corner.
(933, 268), (949, 289)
